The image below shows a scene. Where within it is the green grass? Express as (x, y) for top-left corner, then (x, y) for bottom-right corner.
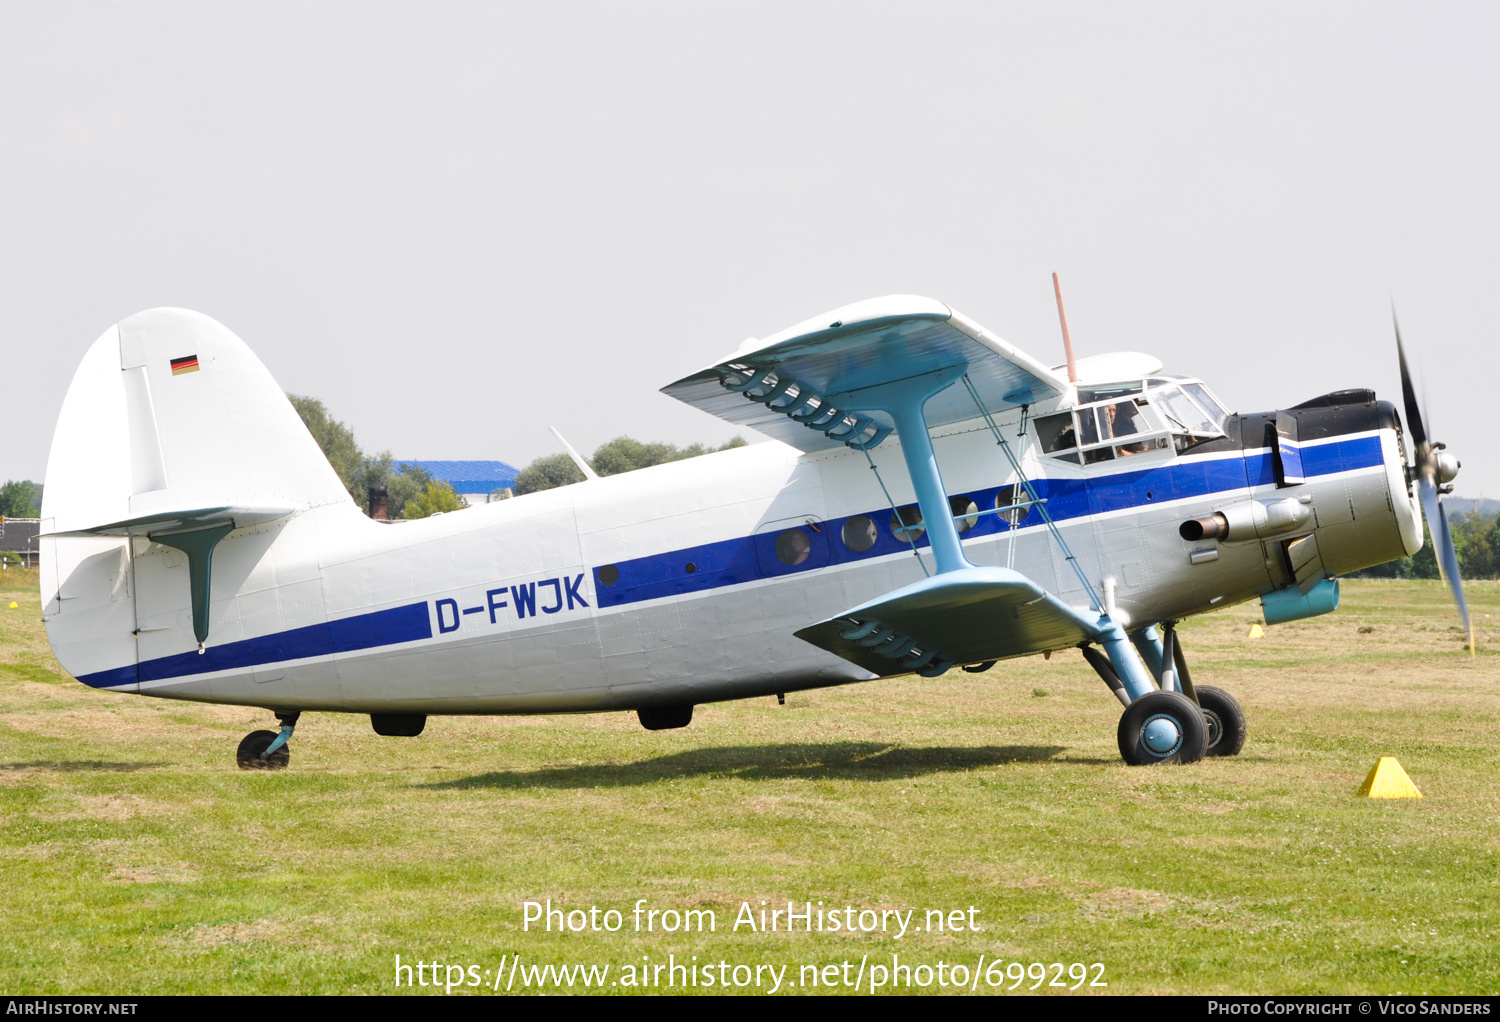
(1, 568), (1497, 995)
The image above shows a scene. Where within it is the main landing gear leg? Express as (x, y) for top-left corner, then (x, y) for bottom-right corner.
(237, 710), (298, 770)
(1090, 622), (1249, 764)
(1085, 623), (1207, 766)
(1079, 645), (1131, 708)
(1164, 622), (1247, 757)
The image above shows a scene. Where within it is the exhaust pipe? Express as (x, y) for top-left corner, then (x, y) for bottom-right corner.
(1179, 498), (1313, 543)
(1179, 514), (1226, 542)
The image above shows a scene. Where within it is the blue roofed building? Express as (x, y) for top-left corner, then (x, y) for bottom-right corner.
(400, 460), (519, 504)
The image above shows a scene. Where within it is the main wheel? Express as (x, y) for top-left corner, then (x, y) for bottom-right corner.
(1195, 685), (1247, 757)
(1117, 690), (1208, 765)
(638, 705), (693, 731)
(236, 730), (290, 770)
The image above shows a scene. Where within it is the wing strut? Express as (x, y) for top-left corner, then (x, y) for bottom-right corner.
(960, 375), (1101, 611)
(960, 376), (1158, 700)
(827, 363), (974, 575)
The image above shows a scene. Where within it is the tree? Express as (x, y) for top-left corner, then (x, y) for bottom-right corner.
(0, 480), (41, 518)
(288, 395), (363, 503)
(1453, 511), (1498, 579)
(514, 454), (586, 495)
(513, 435), (747, 495)
(402, 480), (467, 519)
(591, 435), (745, 475)
(358, 453), (431, 520)
(590, 437), (687, 476)
(1354, 510), (1499, 580)
(288, 394), (439, 519)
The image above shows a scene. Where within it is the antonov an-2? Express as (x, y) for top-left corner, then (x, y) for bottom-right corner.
(38, 295), (1467, 768)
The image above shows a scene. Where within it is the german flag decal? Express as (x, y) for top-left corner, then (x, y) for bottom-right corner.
(170, 355), (200, 376)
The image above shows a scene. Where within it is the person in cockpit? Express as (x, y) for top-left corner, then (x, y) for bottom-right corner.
(1103, 400), (1149, 455)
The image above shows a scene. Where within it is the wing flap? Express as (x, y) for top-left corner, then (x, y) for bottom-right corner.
(794, 566), (1097, 677)
(662, 296), (1068, 453)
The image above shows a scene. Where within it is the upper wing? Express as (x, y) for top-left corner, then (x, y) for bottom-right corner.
(661, 295), (1069, 453)
(793, 565), (1098, 676)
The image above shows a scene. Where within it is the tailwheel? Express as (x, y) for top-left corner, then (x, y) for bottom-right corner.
(1195, 685), (1247, 757)
(1117, 690), (1208, 766)
(236, 730), (290, 770)
(236, 710), (298, 770)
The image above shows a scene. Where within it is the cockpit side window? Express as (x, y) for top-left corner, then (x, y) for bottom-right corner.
(1099, 400), (1146, 440)
(1079, 407), (1101, 446)
(1037, 386), (1173, 466)
(1035, 412), (1077, 455)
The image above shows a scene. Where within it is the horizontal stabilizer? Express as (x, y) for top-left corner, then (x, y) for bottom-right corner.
(794, 566), (1098, 677)
(42, 505), (293, 539)
(662, 295), (1068, 453)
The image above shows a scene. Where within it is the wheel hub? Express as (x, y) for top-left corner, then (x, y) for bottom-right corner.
(1202, 708), (1224, 750)
(1141, 714), (1183, 757)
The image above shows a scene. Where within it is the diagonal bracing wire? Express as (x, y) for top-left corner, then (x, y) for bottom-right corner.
(863, 448), (930, 578)
(961, 375), (1102, 612)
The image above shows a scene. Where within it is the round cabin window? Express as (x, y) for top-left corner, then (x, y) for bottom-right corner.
(995, 485), (1026, 526)
(775, 528), (812, 566)
(597, 564), (620, 586)
(949, 496), (978, 534)
(841, 515), (877, 553)
(890, 505), (924, 543)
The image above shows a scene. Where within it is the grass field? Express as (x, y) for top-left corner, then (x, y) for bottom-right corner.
(1, 567), (1497, 995)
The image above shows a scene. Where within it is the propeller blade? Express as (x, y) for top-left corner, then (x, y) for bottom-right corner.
(1393, 307), (1428, 450)
(1418, 476), (1474, 655)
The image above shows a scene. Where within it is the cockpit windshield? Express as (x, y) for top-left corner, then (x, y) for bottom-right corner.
(1152, 385), (1217, 435)
(1181, 383), (1230, 428)
(1147, 377), (1230, 452)
(1035, 376), (1232, 465)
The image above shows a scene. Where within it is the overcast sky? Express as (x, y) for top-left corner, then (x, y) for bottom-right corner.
(3, 3), (1497, 496)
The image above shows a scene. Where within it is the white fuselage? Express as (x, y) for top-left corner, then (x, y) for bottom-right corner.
(50, 404), (1414, 714)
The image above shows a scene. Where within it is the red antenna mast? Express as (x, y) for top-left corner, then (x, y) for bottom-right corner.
(1052, 271), (1079, 384)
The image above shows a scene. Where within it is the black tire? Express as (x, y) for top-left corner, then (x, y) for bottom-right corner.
(236, 729), (290, 770)
(1196, 685), (1247, 757)
(1117, 690), (1208, 766)
(371, 714), (427, 737)
(638, 705), (693, 731)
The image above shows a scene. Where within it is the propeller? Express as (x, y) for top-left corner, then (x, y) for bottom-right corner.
(1393, 308), (1473, 654)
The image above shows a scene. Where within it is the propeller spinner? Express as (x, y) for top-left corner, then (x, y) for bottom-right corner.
(1394, 309), (1473, 653)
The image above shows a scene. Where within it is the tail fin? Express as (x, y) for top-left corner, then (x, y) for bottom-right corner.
(42, 309), (352, 673)
(44, 308), (350, 534)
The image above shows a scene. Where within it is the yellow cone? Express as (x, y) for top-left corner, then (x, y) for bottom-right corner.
(1357, 757), (1422, 798)
(1247, 623), (1264, 638)
(7, 602), (15, 609)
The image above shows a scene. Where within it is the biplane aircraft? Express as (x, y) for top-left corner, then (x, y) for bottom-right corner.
(38, 293), (1468, 768)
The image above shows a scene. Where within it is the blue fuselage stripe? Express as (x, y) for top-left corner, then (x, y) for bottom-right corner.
(75, 435), (1385, 688)
(593, 437), (1384, 608)
(77, 602), (434, 689)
